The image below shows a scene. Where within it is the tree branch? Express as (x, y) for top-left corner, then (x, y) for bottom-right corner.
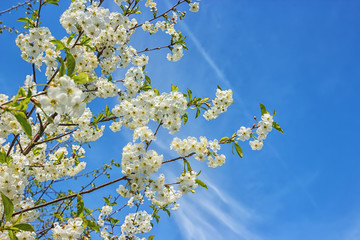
(13, 175), (129, 216)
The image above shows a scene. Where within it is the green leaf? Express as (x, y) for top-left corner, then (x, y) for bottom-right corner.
(46, 0), (59, 5)
(66, 51), (76, 76)
(84, 219), (100, 233)
(171, 84), (179, 92)
(141, 85), (152, 91)
(17, 17), (32, 24)
(219, 136), (230, 143)
(145, 75), (151, 85)
(181, 113), (188, 125)
(67, 33), (77, 46)
(233, 143), (243, 158)
(80, 36), (92, 45)
(8, 231), (18, 240)
(73, 72), (91, 83)
(0, 149), (12, 164)
(200, 98), (210, 104)
(195, 179), (208, 189)
(13, 112), (32, 139)
(217, 85), (222, 90)
(163, 208), (171, 217)
(1, 192), (14, 222)
(195, 107), (200, 118)
(56, 152), (65, 161)
(272, 121), (284, 134)
(12, 223), (35, 232)
(187, 88), (192, 100)
(76, 194), (84, 217)
(184, 159), (191, 171)
(57, 57), (65, 77)
(148, 235), (155, 240)
(108, 216), (119, 225)
(50, 39), (66, 51)
(259, 103), (268, 115)
(153, 88), (160, 96)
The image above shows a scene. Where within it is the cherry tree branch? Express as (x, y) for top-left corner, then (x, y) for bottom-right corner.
(0, 0), (33, 16)
(13, 175), (129, 216)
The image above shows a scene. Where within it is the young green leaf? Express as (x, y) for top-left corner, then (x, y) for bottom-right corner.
(145, 75), (151, 85)
(66, 51), (76, 76)
(7, 231), (17, 240)
(195, 179), (208, 189)
(67, 33), (76, 45)
(184, 159), (192, 171)
(171, 84), (179, 92)
(187, 88), (192, 100)
(73, 72), (91, 83)
(46, 0), (59, 6)
(272, 121), (284, 134)
(13, 112), (32, 138)
(0, 149), (12, 164)
(1, 192), (14, 222)
(13, 223), (35, 232)
(17, 17), (32, 24)
(233, 143), (243, 158)
(148, 235), (155, 240)
(195, 107), (200, 118)
(50, 39), (66, 51)
(76, 194), (84, 217)
(219, 136), (230, 143)
(154, 88), (160, 96)
(259, 103), (268, 115)
(84, 219), (100, 232)
(162, 208), (171, 217)
(181, 113), (188, 125)
(57, 57), (65, 77)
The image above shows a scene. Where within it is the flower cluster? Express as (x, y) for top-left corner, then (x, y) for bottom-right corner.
(119, 211), (152, 239)
(167, 44), (184, 62)
(38, 75), (86, 118)
(146, 174), (181, 208)
(203, 89), (234, 120)
(15, 27), (58, 77)
(52, 218), (84, 240)
(97, 205), (113, 227)
(178, 170), (198, 194)
(112, 90), (188, 133)
(121, 142), (163, 176)
(170, 136), (226, 168)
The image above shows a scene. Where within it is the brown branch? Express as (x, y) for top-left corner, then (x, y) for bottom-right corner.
(162, 152), (195, 164)
(23, 112), (58, 155)
(13, 175), (129, 217)
(0, 0), (32, 16)
(145, 121), (163, 151)
(34, 128), (78, 146)
(35, 0), (43, 28)
(137, 45), (172, 54)
(0, 91), (46, 107)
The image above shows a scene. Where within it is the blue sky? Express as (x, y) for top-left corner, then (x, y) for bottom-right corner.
(1, 0), (360, 239)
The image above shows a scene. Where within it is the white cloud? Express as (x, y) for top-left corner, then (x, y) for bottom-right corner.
(174, 178), (261, 240)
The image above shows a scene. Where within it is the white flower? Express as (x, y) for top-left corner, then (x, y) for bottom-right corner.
(189, 2), (199, 12)
(237, 126), (252, 141)
(250, 140), (263, 150)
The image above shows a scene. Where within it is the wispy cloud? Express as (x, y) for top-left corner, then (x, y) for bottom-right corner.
(174, 179), (261, 240)
(178, 20), (253, 120)
(179, 22), (231, 89)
